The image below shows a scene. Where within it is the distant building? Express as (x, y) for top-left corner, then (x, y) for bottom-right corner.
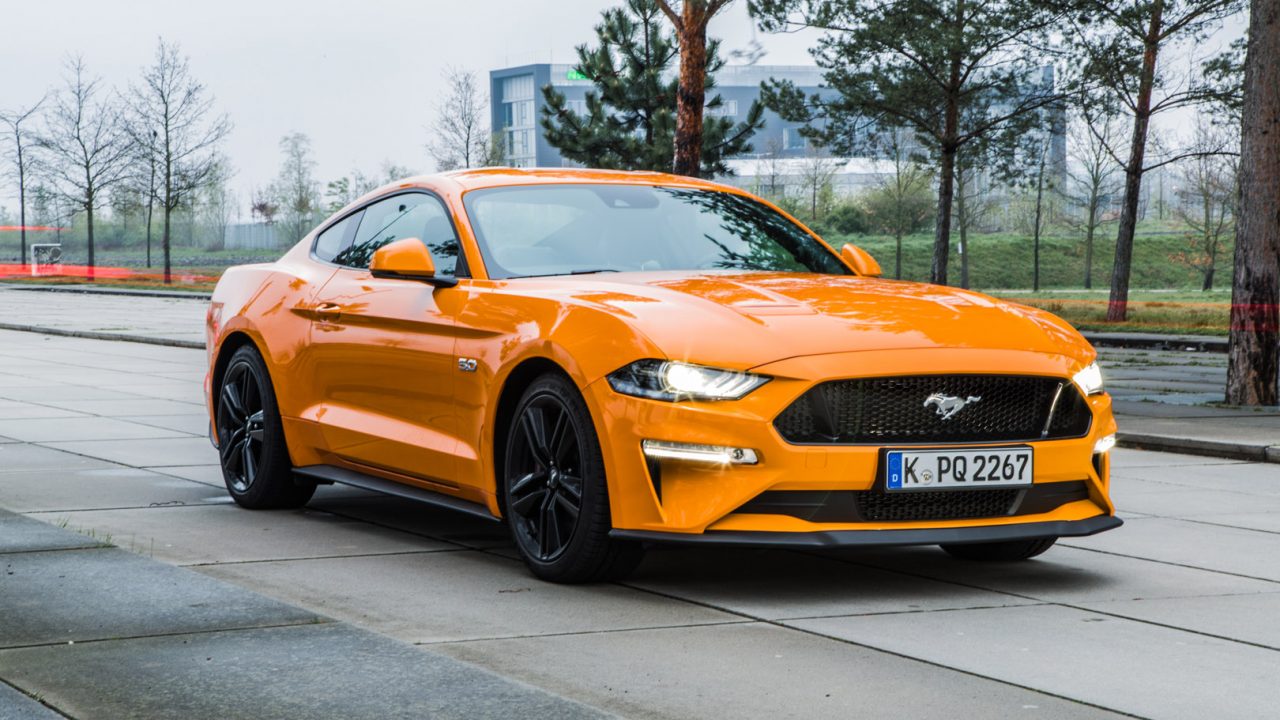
(489, 64), (832, 168)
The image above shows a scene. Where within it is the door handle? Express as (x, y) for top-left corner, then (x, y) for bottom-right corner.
(315, 302), (342, 320)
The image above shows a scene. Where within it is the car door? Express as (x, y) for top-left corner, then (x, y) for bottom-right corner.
(306, 191), (468, 489)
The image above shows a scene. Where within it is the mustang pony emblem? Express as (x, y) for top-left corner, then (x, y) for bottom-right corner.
(924, 393), (982, 420)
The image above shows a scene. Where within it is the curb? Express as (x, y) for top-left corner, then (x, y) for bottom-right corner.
(1117, 431), (1280, 464)
(0, 283), (212, 300)
(1083, 332), (1227, 354)
(0, 322), (204, 350)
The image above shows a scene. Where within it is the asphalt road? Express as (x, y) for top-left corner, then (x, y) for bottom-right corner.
(1, 328), (1278, 719)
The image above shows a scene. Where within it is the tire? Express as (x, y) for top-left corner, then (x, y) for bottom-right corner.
(215, 344), (315, 509)
(502, 373), (645, 583)
(940, 537), (1057, 561)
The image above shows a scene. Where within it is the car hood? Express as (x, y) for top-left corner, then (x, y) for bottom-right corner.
(516, 271), (1093, 370)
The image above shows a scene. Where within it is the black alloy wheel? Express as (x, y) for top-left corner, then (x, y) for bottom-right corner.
(506, 392), (585, 562)
(503, 373), (644, 582)
(216, 345), (314, 509)
(217, 360), (266, 494)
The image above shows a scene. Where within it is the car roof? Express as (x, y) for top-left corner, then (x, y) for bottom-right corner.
(418, 167), (743, 193)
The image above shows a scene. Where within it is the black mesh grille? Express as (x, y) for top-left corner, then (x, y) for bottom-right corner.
(735, 481), (1089, 524)
(855, 488), (1020, 521)
(774, 375), (1091, 445)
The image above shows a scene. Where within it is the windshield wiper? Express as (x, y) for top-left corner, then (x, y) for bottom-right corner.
(569, 268), (621, 275)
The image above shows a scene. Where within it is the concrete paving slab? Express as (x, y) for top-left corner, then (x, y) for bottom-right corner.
(0, 443), (118, 473)
(785, 604), (1280, 720)
(436, 621), (1121, 720)
(1065, 516), (1280, 582)
(1115, 459), (1280, 491)
(120, 413), (210, 436)
(34, 397), (204, 417)
(826, 543), (1277, 603)
(628, 547), (1037, 620)
(1109, 478), (1280, 517)
(0, 622), (605, 720)
(43, 503), (455, 566)
(146, 463), (224, 487)
(0, 385), (149, 403)
(0, 510), (107, 554)
(0, 546), (321, 648)
(1108, 448), (1246, 469)
(198, 549), (737, 644)
(1189, 513), (1280, 534)
(1079, 591), (1280, 649)
(0, 417), (190, 442)
(0, 681), (62, 719)
(0, 399), (85, 419)
(308, 493), (512, 548)
(0, 466), (225, 513)
(42, 436), (213, 467)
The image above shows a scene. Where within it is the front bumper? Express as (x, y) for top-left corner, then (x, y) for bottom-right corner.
(613, 514), (1122, 548)
(583, 347), (1119, 537)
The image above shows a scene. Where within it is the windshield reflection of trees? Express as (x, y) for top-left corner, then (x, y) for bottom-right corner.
(663, 188), (848, 275)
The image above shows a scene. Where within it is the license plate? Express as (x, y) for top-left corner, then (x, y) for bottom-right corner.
(885, 446), (1033, 491)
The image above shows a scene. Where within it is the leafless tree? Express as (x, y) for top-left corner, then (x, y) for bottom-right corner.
(126, 38), (232, 283)
(1065, 111), (1123, 289)
(271, 132), (321, 244)
(1170, 119), (1237, 291)
(38, 57), (133, 279)
(1226, 0), (1279, 405)
(1067, 0), (1243, 320)
(427, 67), (496, 171)
(198, 157), (236, 251)
(796, 145), (840, 223)
(250, 187), (279, 225)
(1, 96), (47, 264)
(953, 159), (993, 289)
(751, 138), (787, 201)
(866, 127), (934, 280)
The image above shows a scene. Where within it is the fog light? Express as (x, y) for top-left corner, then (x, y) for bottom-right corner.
(642, 440), (759, 465)
(1093, 434), (1116, 454)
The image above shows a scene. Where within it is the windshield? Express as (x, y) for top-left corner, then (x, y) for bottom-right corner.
(461, 184), (850, 279)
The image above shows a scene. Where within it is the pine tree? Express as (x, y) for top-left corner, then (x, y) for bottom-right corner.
(542, 0), (763, 176)
(751, 0), (1065, 286)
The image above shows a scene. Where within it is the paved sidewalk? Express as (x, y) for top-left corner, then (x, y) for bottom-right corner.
(1, 329), (1279, 718)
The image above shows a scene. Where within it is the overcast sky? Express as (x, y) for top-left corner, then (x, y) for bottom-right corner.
(0, 1), (1243, 214)
(0, 0), (819, 211)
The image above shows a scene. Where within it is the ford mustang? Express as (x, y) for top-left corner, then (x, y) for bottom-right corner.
(205, 168), (1120, 583)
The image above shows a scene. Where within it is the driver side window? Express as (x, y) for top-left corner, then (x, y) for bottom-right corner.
(334, 193), (461, 275)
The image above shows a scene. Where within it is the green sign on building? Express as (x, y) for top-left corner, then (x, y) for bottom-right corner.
(566, 69), (588, 81)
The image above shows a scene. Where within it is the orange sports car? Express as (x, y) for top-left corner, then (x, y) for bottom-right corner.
(205, 168), (1120, 583)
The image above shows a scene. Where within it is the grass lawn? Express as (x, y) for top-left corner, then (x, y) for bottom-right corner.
(992, 290), (1231, 336)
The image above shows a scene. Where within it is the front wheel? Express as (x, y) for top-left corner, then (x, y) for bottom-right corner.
(940, 537), (1057, 561)
(503, 373), (644, 583)
(216, 345), (315, 509)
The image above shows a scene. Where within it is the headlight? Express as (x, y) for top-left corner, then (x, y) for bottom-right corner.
(1072, 362), (1104, 395)
(607, 359), (770, 401)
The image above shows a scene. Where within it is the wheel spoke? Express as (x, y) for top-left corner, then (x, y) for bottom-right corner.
(220, 382), (246, 424)
(540, 501), (559, 558)
(521, 407), (552, 466)
(241, 438), (257, 485)
(548, 408), (572, 464)
(509, 471), (544, 498)
(554, 492), (580, 519)
(247, 410), (265, 442)
(221, 427), (244, 470)
(557, 474), (582, 504)
(510, 487), (548, 517)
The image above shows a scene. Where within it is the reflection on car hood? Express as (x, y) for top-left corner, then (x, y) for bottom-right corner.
(537, 271), (1092, 369)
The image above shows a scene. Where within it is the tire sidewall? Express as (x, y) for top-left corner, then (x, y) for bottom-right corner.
(218, 345), (296, 506)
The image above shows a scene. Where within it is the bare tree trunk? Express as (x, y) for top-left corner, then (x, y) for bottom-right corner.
(1084, 194), (1098, 289)
(1226, 0), (1280, 405)
(86, 203), (95, 282)
(1033, 151), (1047, 293)
(895, 231), (903, 280)
(956, 168), (970, 289)
(1106, 0), (1163, 321)
(672, 20), (708, 178)
(933, 145), (956, 285)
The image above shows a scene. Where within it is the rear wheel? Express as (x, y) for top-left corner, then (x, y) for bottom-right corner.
(216, 345), (315, 509)
(940, 537), (1057, 561)
(503, 373), (644, 583)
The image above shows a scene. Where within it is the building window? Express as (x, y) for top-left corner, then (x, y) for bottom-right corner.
(783, 127), (807, 150)
(706, 99), (738, 118)
(499, 74), (537, 166)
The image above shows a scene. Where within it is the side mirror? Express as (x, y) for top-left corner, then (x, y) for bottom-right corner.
(369, 237), (457, 287)
(841, 243), (883, 278)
